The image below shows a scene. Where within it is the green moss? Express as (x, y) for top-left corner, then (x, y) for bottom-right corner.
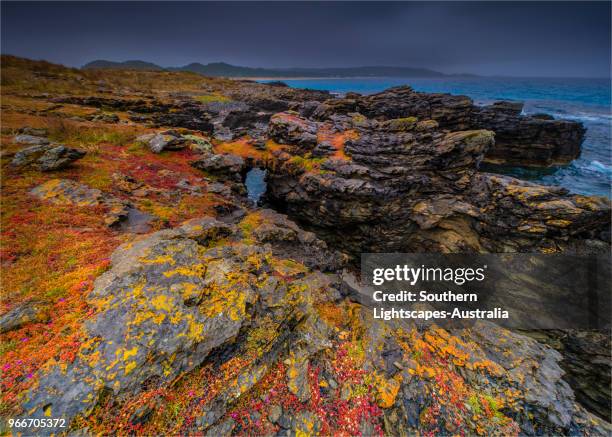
(45, 285), (67, 300)
(484, 394), (499, 411)
(287, 155), (325, 174)
(126, 143), (147, 156)
(0, 340), (17, 356)
(384, 117), (418, 131)
(467, 394), (482, 415)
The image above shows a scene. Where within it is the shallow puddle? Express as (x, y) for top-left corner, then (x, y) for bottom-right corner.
(118, 208), (155, 234)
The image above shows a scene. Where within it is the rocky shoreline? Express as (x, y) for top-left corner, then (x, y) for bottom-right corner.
(1, 56), (610, 436)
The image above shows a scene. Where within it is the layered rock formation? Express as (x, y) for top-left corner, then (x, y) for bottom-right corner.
(307, 86), (585, 167)
(265, 110), (609, 255)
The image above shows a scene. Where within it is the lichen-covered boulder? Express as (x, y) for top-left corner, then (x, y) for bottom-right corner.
(20, 218), (245, 429)
(30, 179), (103, 206)
(29, 179), (130, 226)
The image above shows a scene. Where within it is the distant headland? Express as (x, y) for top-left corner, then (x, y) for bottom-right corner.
(82, 59), (478, 79)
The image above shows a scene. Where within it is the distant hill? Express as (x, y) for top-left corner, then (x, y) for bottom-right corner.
(82, 60), (165, 71)
(83, 60), (471, 78)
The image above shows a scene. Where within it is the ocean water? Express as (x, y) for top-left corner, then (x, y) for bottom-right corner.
(260, 77), (611, 198)
(245, 167), (267, 203)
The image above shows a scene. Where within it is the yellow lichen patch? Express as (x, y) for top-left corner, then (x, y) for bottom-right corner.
(270, 257), (308, 277)
(315, 300), (364, 332)
(285, 355), (303, 396)
(124, 361), (137, 375)
(163, 263), (205, 278)
(200, 277), (247, 322)
(139, 254), (176, 266)
(151, 295), (172, 312)
(122, 347), (138, 360)
(174, 282), (203, 303)
(186, 315), (205, 342)
(375, 374), (402, 408)
(238, 211), (265, 240)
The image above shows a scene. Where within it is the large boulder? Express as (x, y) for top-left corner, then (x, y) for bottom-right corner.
(135, 131), (187, 153)
(30, 179), (130, 226)
(12, 144), (85, 171)
(191, 152), (245, 180)
(20, 218), (244, 429)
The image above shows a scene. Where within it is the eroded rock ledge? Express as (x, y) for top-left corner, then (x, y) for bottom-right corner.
(307, 86), (585, 167)
(264, 111), (609, 255)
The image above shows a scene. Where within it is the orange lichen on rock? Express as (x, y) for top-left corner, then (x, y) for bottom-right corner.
(317, 126), (359, 161)
(214, 136), (266, 161)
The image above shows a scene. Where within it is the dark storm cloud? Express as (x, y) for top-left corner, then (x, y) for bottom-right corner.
(1, 1), (610, 77)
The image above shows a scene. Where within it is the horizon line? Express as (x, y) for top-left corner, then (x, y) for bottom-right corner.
(2, 53), (609, 81)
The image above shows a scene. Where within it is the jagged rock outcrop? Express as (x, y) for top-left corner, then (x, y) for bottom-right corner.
(265, 111), (609, 255)
(191, 152), (246, 181)
(307, 86), (585, 167)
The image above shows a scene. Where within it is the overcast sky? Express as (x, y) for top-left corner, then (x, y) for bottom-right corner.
(1, 1), (610, 77)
